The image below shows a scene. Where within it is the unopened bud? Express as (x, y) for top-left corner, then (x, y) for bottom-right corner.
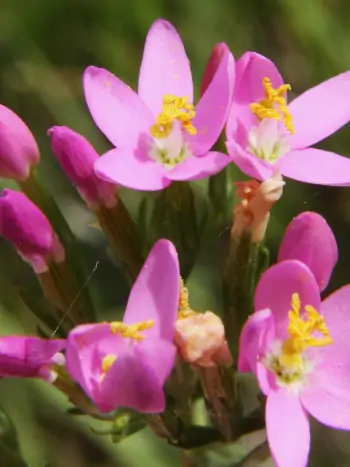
(48, 126), (117, 209)
(175, 311), (233, 367)
(0, 189), (64, 273)
(231, 172), (284, 243)
(0, 105), (39, 181)
(201, 43), (230, 96)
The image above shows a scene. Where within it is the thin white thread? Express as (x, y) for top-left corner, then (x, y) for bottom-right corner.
(50, 261), (100, 339)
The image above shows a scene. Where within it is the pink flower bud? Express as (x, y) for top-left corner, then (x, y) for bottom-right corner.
(0, 189), (64, 273)
(201, 43), (230, 96)
(48, 126), (116, 209)
(175, 311), (233, 367)
(0, 105), (40, 181)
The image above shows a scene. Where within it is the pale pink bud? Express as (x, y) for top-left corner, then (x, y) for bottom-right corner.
(0, 105), (40, 181)
(175, 311), (233, 368)
(48, 126), (116, 209)
(232, 172), (285, 243)
(200, 43), (230, 96)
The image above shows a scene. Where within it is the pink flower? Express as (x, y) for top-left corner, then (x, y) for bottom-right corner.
(66, 239), (180, 413)
(47, 126), (116, 209)
(0, 336), (65, 382)
(0, 105), (40, 181)
(0, 189), (64, 273)
(278, 211), (338, 291)
(239, 260), (350, 467)
(226, 52), (350, 185)
(84, 19), (234, 191)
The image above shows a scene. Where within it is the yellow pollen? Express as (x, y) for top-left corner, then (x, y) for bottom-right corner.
(101, 354), (117, 373)
(178, 277), (197, 320)
(280, 293), (333, 369)
(150, 94), (197, 139)
(250, 77), (295, 134)
(109, 320), (155, 341)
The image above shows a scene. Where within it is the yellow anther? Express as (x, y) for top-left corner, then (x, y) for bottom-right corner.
(177, 277), (197, 320)
(250, 77), (294, 134)
(109, 320), (155, 341)
(150, 94), (197, 139)
(280, 293), (333, 369)
(101, 354), (117, 373)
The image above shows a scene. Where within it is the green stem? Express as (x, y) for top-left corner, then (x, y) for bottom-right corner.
(95, 196), (145, 284)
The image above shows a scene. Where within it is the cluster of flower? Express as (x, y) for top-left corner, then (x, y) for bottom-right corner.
(0, 18), (349, 467)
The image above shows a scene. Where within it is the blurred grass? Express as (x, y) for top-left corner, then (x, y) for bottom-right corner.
(1, 0), (350, 465)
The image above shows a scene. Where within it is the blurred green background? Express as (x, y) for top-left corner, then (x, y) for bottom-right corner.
(0, 0), (349, 466)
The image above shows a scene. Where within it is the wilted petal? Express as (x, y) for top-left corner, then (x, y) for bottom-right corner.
(188, 49), (234, 155)
(278, 212), (337, 291)
(289, 71), (350, 149)
(83, 66), (154, 148)
(280, 148), (350, 186)
(167, 151), (230, 181)
(95, 147), (170, 191)
(138, 19), (193, 117)
(266, 389), (310, 467)
(255, 260), (321, 340)
(123, 239), (180, 341)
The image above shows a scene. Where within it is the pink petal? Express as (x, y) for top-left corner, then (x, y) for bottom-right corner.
(280, 148), (350, 186)
(99, 341), (167, 413)
(278, 212), (338, 292)
(138, 19), (193, 116)
(188, 49), (234, 155)
(238, 309), (276, 395)
(289, 72), (350, 149)
(227, 52), (284, 138)
(83, 66), (154, 148)
(255, 260), (321, 340)
(94, 147), (170, 191)
(226, 140), (275, 180)
(166, 151), (230, 181)
(301, 285), (350, 430)
(123, 239), (180, 341)
(266, 389), (310, 467)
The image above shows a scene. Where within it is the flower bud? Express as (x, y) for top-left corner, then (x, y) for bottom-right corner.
(175, 311), (233, 367)
(278, 212), (337, 291)
(0, 105), (40, 181)
(0, 189), (64, 273)
(47, 126), (116, 209)
(232, 172), (285, 243)
(200, 43), (230, 96)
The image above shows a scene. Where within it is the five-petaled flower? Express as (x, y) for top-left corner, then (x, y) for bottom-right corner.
(239, 260), (350, 467)
(226, 52), (350, 185)
(0, 336), (65, 382)
(65, 239), (180, 413)
(84, 19), (234, 191)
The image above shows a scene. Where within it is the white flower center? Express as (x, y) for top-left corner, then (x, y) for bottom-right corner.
(247, 119), (290, 163)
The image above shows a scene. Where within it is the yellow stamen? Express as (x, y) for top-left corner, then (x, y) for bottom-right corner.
(101, 354), (117, 373)
(150, 94), (197, 139)
(280, 293), (333, 369)
(250, 77), (294, 134)
(109, 320), (155, 341)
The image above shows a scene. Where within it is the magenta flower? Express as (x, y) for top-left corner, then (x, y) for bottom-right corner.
(0, 336), (65, 382)
(226, 52), (350, 185)
(47, 126), (116, 209)
(0, 189), (64, 273)
(278, 211), (338, 291)
(200, 42), (230, 96)
(84, 19), (234, 191)
(66, 239), (180, 413)
(0, 104), (40, 181)
(239, 260), (350, 467)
